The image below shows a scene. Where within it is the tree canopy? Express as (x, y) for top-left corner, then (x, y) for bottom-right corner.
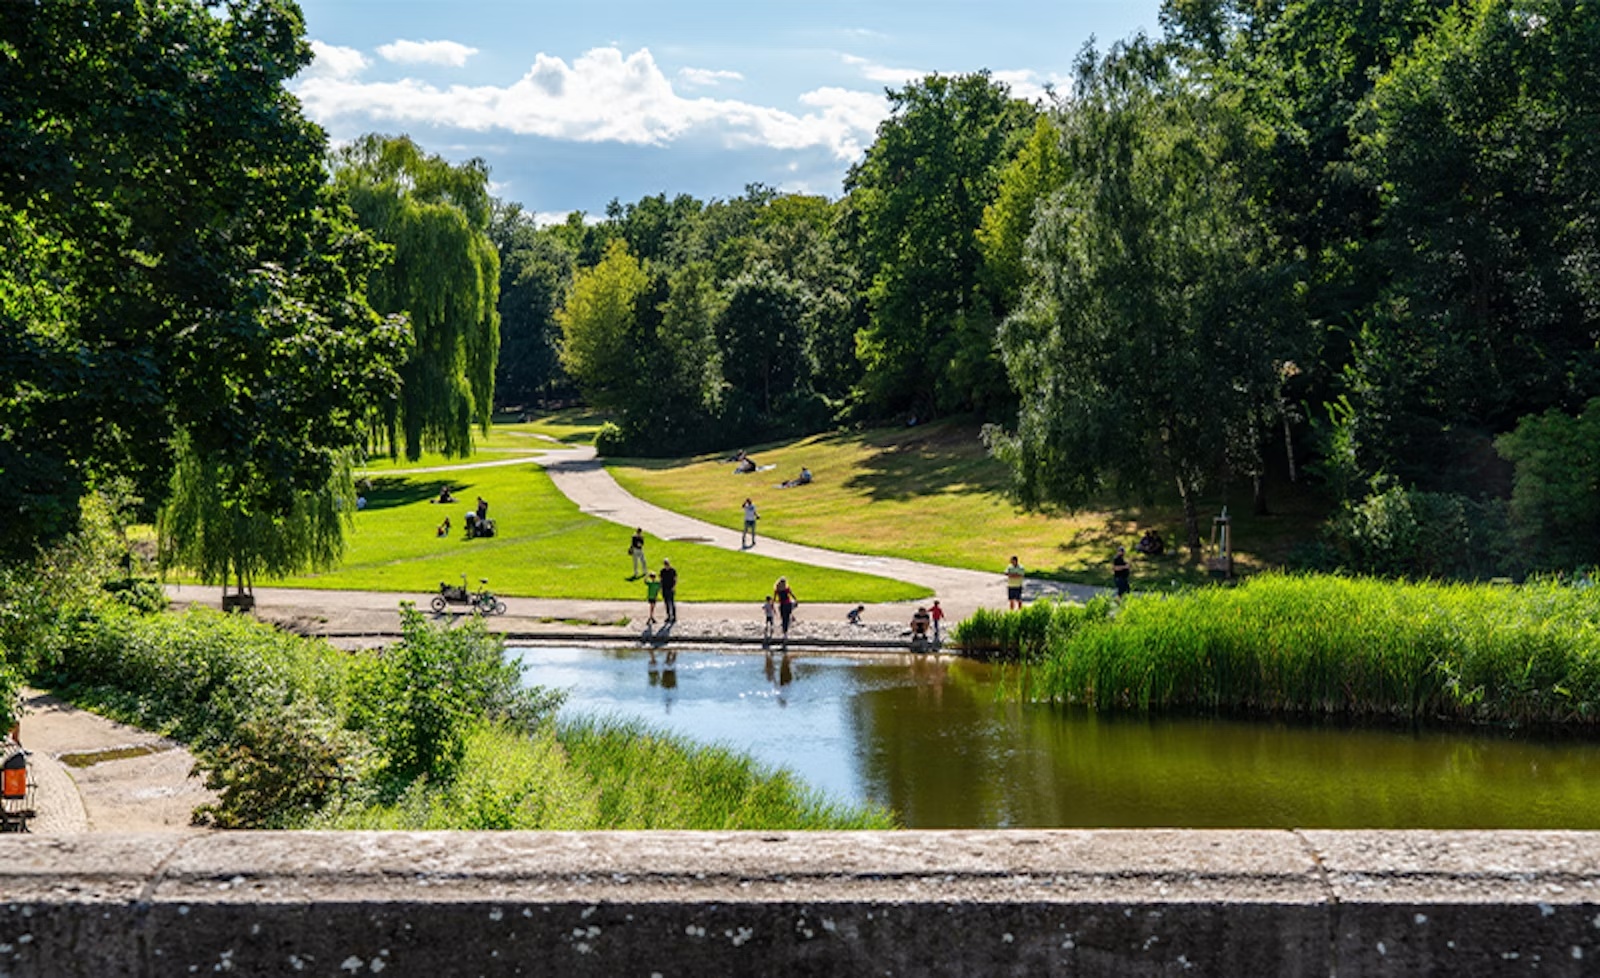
(332, 134), (500, 461)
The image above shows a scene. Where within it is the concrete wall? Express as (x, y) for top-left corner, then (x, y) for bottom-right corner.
(2, 830), (1597, 977)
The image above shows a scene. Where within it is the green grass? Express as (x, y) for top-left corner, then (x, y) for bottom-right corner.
(1000, 575), (1600, 726)
(271, 461), (928, 603)
(607, 419), (1328, 589)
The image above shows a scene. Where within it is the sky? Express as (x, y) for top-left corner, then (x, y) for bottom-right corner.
(291, 1), (1166, 221)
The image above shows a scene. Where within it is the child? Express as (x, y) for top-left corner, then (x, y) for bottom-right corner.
(645, 572), (661, 625)
(846, 605), (865, 625)
(762, 595), (775, 640)
(436, 517), (450, 537)
(929, 600), (945, 642)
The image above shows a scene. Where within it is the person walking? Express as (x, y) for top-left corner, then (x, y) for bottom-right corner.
(773, 576), (798, 639)
(644, 572), (661, 625)
(1005, 556), (1026, 610)
(741, 498), (759, 548)
(629, 527), (647, 578)
(762, 596), (775, 641)
(1112, 546), (1131, 598)
(929, 600), (945, 642)
(659, 559), (679, 623)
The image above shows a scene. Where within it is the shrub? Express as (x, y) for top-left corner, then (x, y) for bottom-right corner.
(192, 707), (365, 829)
(953, 597), (1111, 661)
(1497, 399), (1600, 570)
(1320, 483), (1514, 579)
(593, 420), (628, 456)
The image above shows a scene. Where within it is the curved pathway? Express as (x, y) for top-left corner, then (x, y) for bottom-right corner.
(533, 445), (1101, 617)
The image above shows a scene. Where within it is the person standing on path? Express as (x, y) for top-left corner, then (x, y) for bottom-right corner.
(741, 498), (759, 548)
(929, 600), (945, 642)
(1005, 556), (1026, 610)
(1112, 546), (1131, 598)
(773, 576), (798, 639)
(644, 572), (661, 625)
(629, 527), (647, 579)
(659, 559), (679, 623)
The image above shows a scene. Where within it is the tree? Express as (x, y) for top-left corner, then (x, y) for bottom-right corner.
(491, 202), (575, 408)
(846, 73), (1036, 418)
(556, 239), (651, 412)
(333, 134), (500, 461)
(716, 267), (809, 419)
(0, 0), (407, 563)
(980, 115), (1070, 310)
(994, 42), (1302, 554)
(158, 435), (354, 603)
(1341, 0), (1600, 491)
(1496, 399), (1600, 571)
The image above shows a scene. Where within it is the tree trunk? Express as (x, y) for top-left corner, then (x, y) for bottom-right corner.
(1178, 474), (1203, 559)
(1281, 407), (1298, 483)
(1253, 473), (1269, 516)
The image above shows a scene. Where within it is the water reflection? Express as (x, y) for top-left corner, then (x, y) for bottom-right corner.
(518, 646), (1600, 830)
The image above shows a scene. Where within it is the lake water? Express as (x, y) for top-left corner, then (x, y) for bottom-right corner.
(516, 646), (1600, 829)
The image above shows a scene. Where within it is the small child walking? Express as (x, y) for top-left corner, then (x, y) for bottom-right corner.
(762, 595), (776, 640)
(929, 600), (945, 642)
(645, 572), (661, 625)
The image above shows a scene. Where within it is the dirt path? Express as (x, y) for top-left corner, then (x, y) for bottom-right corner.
(13, 689), (214, 835)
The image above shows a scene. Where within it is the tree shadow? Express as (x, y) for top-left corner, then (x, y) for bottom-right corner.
(840, 423), (1009, 503)
(358, 476), (479, 512)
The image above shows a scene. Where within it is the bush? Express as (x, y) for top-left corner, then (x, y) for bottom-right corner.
(192, 707), (365, 829)
(1497, 399), (1600, 570)
(593, 420), (628, 456)
(953, 597), (1111, 661)
(1319, 483), (1514, 579)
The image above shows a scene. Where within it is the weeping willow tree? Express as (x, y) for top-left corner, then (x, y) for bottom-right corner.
(158, 435), (356, 602)
(332, 134), (500, 460)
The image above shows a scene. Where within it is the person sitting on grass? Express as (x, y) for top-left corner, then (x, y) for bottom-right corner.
(436, 485), (455, 504)
(779, 466), (813, 488)
(1135, 529), (1165, 556)
(736, 455), (757, 474)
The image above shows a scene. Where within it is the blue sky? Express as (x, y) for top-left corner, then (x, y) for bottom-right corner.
(292, 1), (1165, 220)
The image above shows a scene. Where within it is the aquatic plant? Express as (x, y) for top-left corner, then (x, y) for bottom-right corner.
(1014, 574), (1600, 725)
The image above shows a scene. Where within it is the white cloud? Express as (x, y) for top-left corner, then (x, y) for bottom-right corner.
(993, 69), (1069, 104)
(304, 40), (369, 80)
(533, 210), (607, 227)
(377, 39), (479, 68)
(294, 46), (889, 161)
(678, 67), (744, 89)
(841, 54), (926, 87)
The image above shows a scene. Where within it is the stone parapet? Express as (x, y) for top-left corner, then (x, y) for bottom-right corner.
(2, 830), (1597, 976)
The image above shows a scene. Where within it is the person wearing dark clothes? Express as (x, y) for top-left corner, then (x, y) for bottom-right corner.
(773, 576), (798, 638)
(659, 559), (678, 622)
(1112, 546), (1131, 597)
(629, 527), (647, 578)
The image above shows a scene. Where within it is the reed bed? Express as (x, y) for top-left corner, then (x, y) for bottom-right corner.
(1015, 575), (1600, 725)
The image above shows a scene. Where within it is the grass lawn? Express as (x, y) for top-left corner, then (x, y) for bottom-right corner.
(270, 461), (928, 603)
(607, 420), (1330, 589)
(357, 409), (608, 474)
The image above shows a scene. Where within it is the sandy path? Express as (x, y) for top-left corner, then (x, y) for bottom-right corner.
(13, 689), (214, 835)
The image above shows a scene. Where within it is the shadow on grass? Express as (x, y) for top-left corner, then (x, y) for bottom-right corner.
(359, 476), (480, 512)
(841, 423), (1009, 503)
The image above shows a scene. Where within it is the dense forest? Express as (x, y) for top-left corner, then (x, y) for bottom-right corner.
(4, 0), (1600, 583)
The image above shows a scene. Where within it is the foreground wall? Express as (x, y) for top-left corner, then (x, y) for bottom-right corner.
(2, 830), (1597, 977)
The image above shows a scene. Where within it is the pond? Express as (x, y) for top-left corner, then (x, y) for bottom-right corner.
(516, 646), (1600, 829)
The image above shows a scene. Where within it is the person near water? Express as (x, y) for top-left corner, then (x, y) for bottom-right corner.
(907, 606), (932, 643)
(629, 527), (647, 578)
(741, 498), (759, 548)
(846, 605), (865, 625)
(1112, 546), (1131, 597)
(762, 596), (775, 640)
(644, 572), (662, 625)
(773, 576), (798, 638)
(1005, 556), (1025, 610)
(929, 600), (945, 642)
(659, 559), (678, 622)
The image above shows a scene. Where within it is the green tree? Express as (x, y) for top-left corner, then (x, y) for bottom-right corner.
(980, 115), (1070, 310)
(716, 266), (809, 419)
(1343, 0), (1600, 491)
(846, 73), (1036, 418)
(0, 0), (407, 562)
(333, 134), (500, 461)
(995, 42), (1301, 554)
(1496, 399), (1600, 571)
(556, 239), (651, 411)
(491, 201), (575, 408)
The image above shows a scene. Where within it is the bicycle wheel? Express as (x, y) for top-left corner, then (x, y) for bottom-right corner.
(493, 600), (507, 616)
(430, 595), (447, 614)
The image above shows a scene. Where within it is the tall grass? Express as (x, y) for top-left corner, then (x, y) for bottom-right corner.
(1016, 575), (1600, 726)
(952, 597), (1112, 661)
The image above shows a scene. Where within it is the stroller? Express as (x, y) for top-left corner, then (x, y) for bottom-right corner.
(463, 512), (497, 539)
